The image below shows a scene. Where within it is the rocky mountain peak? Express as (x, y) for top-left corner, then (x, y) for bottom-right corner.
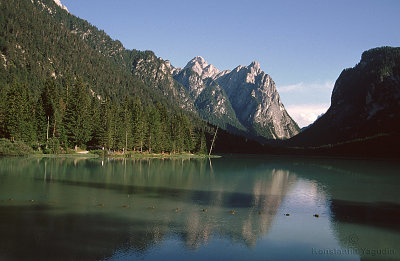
(175, 56), (300, 140)
(53, 0), (68, 12)
(165, 60), (181, 75)
(185, 56), (207, 71)
(249, 61), (261, 71)
(245, 61), (263, 84)
(184, 56), (220, 79)
(190, 56), (207, 65)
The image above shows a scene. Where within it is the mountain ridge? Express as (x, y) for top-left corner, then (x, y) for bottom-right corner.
(1, 0), (298, 147)
(47, 0), (299, 140)
(172, 56), (300, 139)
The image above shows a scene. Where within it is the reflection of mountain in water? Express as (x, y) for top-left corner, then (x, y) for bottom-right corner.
(0, 157), (296, 260)
(180, 168), (294, 249)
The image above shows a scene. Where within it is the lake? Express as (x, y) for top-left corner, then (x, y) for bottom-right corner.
(0, 155), (399, 261)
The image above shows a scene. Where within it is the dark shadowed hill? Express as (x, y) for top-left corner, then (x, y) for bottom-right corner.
(288, 47), (400, 148)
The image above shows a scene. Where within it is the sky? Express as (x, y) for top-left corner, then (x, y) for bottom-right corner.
(62, 0), (400, 127)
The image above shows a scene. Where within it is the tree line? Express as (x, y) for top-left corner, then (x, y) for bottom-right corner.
(0, 77), (207, 154)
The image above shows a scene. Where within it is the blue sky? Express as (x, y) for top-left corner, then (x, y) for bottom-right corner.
(62, 0), (400, 127)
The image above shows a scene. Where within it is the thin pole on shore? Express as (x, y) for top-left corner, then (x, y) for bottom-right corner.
(208, 127), (218, 156)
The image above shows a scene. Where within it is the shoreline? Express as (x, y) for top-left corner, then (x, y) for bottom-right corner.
(8, 152), (222, 159)
(101, 153), (221, 159)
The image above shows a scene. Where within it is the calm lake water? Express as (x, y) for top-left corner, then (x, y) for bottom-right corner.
(0, 155), (399, 261)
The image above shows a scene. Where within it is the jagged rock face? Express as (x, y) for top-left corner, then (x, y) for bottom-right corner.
(195, 79), (244, 130)
(174, 57), (299, 139)
(173, 66), (245, 132)
(183, 56), (221, 80)
(165, 60), (181, 76)
(289, 47), (400, 146)
(216, 61), (299, 139)
(173, 68), (205, 99)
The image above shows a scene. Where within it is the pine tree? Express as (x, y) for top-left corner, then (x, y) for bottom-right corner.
(121, 97), (133, 152)
(132, 97), (146, 152)
(4, 80), (36, 144)
(35, 93), (47, 147)
(170, 114), (184, 153)
(88, 95), (101, 147)
(181, 113), (194, 152)
(64, 78), (92, 149)
(156, 102), (171, 153)
(195, 127), (207, 154)
(147, 105), (161, 153)
(38, 79), (59, 147)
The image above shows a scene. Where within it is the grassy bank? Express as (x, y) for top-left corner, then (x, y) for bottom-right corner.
(29, 153), (99, 159)
(0, 139), (220, 159)
(91, 150), (221, 159)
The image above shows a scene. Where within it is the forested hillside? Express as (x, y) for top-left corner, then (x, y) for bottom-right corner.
(0, 0), (206, 154)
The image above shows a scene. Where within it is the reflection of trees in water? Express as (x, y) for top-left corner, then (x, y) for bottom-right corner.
(284, 157), (400, 261)
(0, 157), (297, 258)
(330, 200), (400, 261)
(0, 205), (160, 261)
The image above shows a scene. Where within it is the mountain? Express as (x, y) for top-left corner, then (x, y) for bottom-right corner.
(0, 0), (299, 156)
(171, 58), (245, 133)
(127, 52), (195, 112)
(289, 46), (400, 147)
(0, 0), (208, 153)
(0, 0), (208, 113)
(173, 57), (300, 139)
(50, 0), (297, 140)
(42, 0), (298, 141)
(0, 0), (161, 103)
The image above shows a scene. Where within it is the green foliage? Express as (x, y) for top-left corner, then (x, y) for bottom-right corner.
(131, 97), (146, 152)
(0, 138), (34, 156)
(3, 80), (36, 143)
(0, 0), (232, 155)
(46, 137), (61, 154)
(64, 78), (92, 148)
(0, 77), (205, 155)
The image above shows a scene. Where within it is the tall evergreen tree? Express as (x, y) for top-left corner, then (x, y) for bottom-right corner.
(147, 105), (161, 153)
(88, 95), (102, 147)
(4, 80), (36, 143)
(121, 97), (133, 152)
(156, 102), (171, 153)
(37, 79), (59, 146)
(181, 113), (194, 152)
(132, 97), (146, 152)
(64, 78), (92, 149)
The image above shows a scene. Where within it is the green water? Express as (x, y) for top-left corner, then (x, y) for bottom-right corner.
(0, 155), (399, 261)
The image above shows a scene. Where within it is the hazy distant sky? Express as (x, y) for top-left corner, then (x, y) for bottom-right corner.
(62, 0), (400, 127)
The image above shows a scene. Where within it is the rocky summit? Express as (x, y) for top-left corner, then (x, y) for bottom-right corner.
(173, 57), (300, 139)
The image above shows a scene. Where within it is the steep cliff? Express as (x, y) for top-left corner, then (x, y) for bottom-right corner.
(289, 47), (400, 146)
